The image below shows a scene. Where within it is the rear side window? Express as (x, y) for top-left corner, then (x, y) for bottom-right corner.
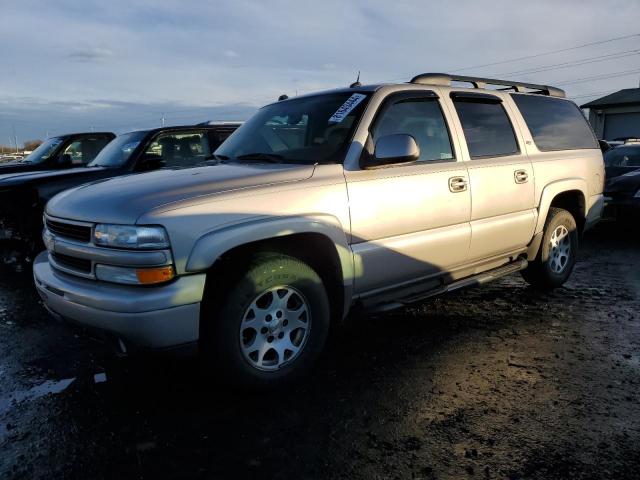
(511, 94), (598, 151)
(452, 99), (519, 158)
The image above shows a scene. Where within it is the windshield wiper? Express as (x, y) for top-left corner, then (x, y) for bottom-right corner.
(235, 153), (285, 163)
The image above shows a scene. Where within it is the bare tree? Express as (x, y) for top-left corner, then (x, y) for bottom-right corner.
(23, 140), (43, 151)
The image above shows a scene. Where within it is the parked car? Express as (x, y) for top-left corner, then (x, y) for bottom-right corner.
(603, 142), (640, 220)
(0, 132), (115, 174)
(34, 74), (604, 388)
(0, 124), (240, 264)
(0, 154), (24, 162)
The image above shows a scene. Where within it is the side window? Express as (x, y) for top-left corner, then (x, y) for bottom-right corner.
(208, 129), (236, 151)
(145, 132), (210, 167)
(372, 97), (454, 162)
(62, 138), (111, 166)
(62, 141), (85, 165)
(452, 99), (519, 158)
(511, 94), (598, 151)
(61, 137), (112, 165)
(605, 147), (640, 167)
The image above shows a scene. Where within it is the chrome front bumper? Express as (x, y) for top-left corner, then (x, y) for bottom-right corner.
(33, 251), (206, 349)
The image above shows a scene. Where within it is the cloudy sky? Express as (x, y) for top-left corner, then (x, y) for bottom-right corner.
(1, 0), (640, 144)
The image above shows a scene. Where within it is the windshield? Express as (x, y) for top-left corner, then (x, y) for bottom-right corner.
(604, 146), (640, 167)
(216, 92), (370, 164)
(88, 131), (147, 167)
(22, 137), (64, 164)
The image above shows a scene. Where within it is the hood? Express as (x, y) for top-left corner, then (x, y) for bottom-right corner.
(605, 169), (640, 194)
(0, 166), (107, 188)
(605, 164), (640, 180)
(46, 162), (315, 224)
(0, 160), (45, 175)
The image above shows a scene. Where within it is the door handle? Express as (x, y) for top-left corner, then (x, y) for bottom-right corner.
(514, 169), (528, 184)
(449, 176), (468, 192)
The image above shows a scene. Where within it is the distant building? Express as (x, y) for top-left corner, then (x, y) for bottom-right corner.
(581, 88), (640, 140)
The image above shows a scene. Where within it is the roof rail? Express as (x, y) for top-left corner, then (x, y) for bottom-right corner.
(409, 73), (566, 98)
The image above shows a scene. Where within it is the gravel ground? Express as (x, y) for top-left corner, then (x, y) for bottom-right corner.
(0, 223), (638, 479)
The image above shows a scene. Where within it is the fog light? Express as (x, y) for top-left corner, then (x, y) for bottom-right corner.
(95, 264), (175, 285)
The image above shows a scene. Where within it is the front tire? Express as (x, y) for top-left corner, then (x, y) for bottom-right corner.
(203, 252), (330, 389)
(521, 207), (579, 290)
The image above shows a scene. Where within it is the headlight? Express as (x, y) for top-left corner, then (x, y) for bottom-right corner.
(634, 189), (640, 198)
(95, 264), (175, 285)
(93, 224), (169, 249)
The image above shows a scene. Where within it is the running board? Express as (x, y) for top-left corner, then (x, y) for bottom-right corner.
(364, 258), (528, 313)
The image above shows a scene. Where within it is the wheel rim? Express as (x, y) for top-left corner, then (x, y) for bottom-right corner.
(548, 225), (571, 274)
(239, 286), (311, 371)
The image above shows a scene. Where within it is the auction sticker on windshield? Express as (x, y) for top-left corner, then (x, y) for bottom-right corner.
(328, 94), (367, 124)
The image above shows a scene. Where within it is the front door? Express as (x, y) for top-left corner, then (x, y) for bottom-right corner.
(345, 91), (471, 294)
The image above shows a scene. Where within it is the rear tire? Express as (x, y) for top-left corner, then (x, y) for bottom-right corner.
(202, 252), (330, 389)
(521, 207), (579, 290)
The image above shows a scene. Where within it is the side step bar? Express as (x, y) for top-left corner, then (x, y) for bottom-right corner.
(364, 258), (528, 314)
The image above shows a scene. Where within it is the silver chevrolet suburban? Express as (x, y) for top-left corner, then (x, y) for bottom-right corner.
(34, 73), (605, 388)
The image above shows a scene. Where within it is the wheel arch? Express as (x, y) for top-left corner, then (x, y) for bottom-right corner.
(187, 215), (354, 321)
(536, 179), (588, 235)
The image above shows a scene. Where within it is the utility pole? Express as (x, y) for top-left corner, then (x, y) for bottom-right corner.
(161, 113), (166, 127)
(12, 124), (18, 153)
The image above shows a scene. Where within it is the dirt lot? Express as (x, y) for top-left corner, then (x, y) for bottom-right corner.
(0, 223), (639, 480)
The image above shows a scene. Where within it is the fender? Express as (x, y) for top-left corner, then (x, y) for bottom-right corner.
(185, 214), (355, 317)
(535, 178), (587, 234)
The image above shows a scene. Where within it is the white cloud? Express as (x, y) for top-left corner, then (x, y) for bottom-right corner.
(67, 47), (115, 62)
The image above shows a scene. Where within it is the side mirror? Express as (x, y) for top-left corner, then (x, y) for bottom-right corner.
(365, 134), (419, 168)
(598, 139), (611, 153)
(137, 154), (165, 171)
(59, 153), (73, 166)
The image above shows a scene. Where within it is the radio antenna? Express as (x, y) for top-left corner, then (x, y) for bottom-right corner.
(350, 71), (362, 88)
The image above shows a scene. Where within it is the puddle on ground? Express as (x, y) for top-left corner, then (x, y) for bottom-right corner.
(0, 377), (75, 416)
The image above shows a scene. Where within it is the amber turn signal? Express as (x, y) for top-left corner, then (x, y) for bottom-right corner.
(135, 266), (175, 285)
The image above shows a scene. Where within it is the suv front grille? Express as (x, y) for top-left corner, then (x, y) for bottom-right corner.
(51, 253), (92, 273)
(46, 219), (92, 242)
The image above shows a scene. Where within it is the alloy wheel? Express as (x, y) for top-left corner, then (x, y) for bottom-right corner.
(548, 225), (571, 274)
(239, 286), (311, 371)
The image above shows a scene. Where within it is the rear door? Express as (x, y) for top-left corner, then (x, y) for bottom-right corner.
(448, 91), (536, 261)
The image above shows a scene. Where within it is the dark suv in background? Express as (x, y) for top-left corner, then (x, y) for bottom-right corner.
(0, 123), (241, 266)
(0, 132), (115, 174)
(603, 141), (640, 220)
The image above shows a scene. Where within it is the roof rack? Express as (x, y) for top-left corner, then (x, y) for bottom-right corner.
(409, 73), (566, 98)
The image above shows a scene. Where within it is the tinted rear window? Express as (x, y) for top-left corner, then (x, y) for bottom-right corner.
(511, 94), (598, 151)
(452, 100), (519, 158)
